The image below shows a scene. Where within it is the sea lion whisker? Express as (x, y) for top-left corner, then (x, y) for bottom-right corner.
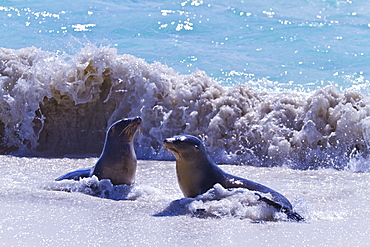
(164, 147), (178, 154)
(119, 124), (131, 137)
(119, 118), (142, 137)
(138, 124), (143, 137)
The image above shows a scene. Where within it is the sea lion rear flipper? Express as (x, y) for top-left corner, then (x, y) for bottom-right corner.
(55, 168), (92, 181)
(286, 211), (305, 222)
(255, 193), (304, 222)
(255, 192), (284, 210)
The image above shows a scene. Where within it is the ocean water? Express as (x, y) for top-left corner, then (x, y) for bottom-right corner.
(1, 0), (370, 245)
(1, 0), (370, 170)
(1, 156), (370, 246)
(1, 0), (370, 90)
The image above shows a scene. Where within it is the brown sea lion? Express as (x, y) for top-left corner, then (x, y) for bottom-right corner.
(56, 116), (142, 185)
(163, 134), (304, 221)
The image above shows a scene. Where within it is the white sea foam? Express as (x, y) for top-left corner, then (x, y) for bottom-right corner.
(183, 184), (279, 220)
(1, 45), (370, 170)
(1, 156), (368, 246)
(48, 178), (292, 221)
(47, 176), (166, 201)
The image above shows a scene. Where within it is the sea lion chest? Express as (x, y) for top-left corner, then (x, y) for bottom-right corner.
(92, 142), (137, 185)
(176, 159), (222, 198)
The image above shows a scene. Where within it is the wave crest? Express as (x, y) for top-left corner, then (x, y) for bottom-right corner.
(1, 45), (369, 170)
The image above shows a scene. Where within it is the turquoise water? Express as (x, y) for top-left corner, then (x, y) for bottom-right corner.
(1, 0), (369, 91)
(1, 3), (370, 245)
(1, 0), (370, 170)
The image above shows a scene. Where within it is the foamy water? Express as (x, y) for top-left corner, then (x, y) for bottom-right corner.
(1, 45), (370, 171)
(1, 0), (370, 171)
(1, 156), (369, 246)
(1, 1), (370, 245)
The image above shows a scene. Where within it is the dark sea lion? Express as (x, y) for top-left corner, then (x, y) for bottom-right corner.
(56, 116), (142, 185)
(163, 134), (304, 221)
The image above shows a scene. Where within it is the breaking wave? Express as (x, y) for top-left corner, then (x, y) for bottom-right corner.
(1, 45), (370, 170)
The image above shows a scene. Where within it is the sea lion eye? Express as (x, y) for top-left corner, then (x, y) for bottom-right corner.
(194, 145), (199, 150)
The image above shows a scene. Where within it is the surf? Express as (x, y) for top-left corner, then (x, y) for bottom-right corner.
(0, 45), (369, 171)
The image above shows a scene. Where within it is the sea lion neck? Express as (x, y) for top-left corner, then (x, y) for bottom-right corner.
(102, 139), (133, 158)
(176, 149), (213, 167)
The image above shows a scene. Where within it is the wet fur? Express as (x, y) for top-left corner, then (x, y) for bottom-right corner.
(163, 135), (296, 214)
(56, 117), (141, 185)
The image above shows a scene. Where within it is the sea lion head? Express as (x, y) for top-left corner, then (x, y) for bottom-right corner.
(163, 134), (217, 198)
(107, 116), (142, 142)
(163, 135), (206, 160)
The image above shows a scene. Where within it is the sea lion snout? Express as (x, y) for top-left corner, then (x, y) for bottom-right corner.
(117, 116), (142, 126)
(116, 116), (142, 125)
(163, 136), (188, 148)
(132, 116), (142, 124)
(163, 135), (194, 144)
(163, 137), (177, 144)
(163, 138), (178, 152)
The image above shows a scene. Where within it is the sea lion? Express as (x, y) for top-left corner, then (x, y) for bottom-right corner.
(163, 134), (304, 221)
(56, 116), (142, 185)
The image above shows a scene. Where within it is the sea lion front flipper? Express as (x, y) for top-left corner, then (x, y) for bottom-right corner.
(255, 193), (304, 222)
(55, 168), (92, 181)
